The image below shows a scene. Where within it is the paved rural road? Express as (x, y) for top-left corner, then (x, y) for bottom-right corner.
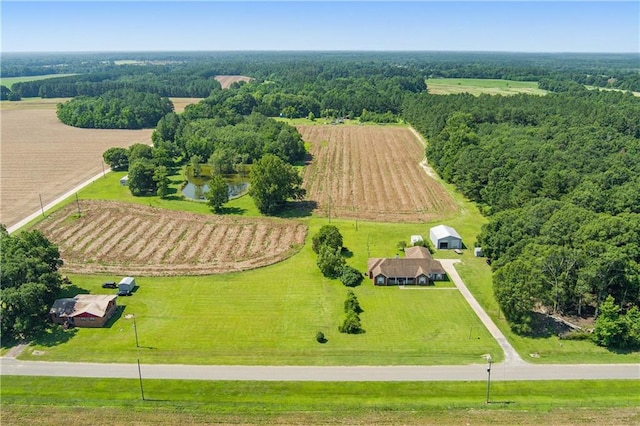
(1, 357), (638, 381)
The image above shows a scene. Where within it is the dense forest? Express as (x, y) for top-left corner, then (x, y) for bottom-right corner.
(403, 88), (640, 345)
(56, 89), (174, 129)
(3, 51), (639, 99)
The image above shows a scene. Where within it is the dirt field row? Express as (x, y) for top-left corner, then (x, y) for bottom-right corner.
(214, 75), (252, 89)
(299, 125), (458, 222)
(34, 200), (307, 276)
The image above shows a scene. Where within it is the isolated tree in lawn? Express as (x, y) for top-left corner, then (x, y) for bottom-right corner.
(312, 225), (343, 254)
(317, 245), (346, 279)
(102, 147), (129, 171)
(206, 173), (229, 213)
(344, 290), (363, 314)
(128, 160), (157, 196)
(249, 154), (305, 215)
(0, 227), (63, 341)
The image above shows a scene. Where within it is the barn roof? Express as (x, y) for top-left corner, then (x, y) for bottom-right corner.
(430, 225), (461, 240)
(50, 295), (117, 318)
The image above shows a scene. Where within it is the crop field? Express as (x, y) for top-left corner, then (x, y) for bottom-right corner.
(0, 105), (152, 229)
(426, 78), (547, 96)
(299, 125), (458, 222)
(0, 97), (200, 229)
(34, 200), (307, 276)
(214, 75), (252, 89)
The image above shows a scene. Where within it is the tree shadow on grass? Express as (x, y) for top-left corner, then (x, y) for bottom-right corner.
(217, 206), (248, 215)
(522, 312), (573, 339)
(31, 325), (78, 347)
(273, 200), (318, 219)
(58, 284), (90, 298)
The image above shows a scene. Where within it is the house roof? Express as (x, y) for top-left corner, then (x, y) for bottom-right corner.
(50, 295), (117, 318)
(368, 247), (444, 279)
(430, 225), (461, 240)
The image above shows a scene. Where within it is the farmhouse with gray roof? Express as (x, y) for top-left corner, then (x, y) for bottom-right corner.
(367, 246), (446, 286)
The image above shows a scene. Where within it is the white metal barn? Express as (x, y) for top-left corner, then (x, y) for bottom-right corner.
(430, 225), (462, 250)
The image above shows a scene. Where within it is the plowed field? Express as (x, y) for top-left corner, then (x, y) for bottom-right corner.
(0, 106), (152, 228)
(34, 200), (307, 276)
(214, 75), (252, 89)
(299, 125), (458, 222)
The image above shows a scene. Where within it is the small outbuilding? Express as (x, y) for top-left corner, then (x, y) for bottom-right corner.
(50, 294), (117, 327)
(430, 225), (462, 250)
(118, 276), (136, 293)
(120, 175), (129, 186)
(474, 247), (484, 257)
(410, 235), (423, 245)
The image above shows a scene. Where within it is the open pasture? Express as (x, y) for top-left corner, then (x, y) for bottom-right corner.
(299, 125), (458, 222)
(214, 75), (252, 89)
(34, 200), (307, 276)
(427, 78), (547, 96)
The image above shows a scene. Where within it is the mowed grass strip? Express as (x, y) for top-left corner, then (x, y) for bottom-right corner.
(427, 78), (547, 96)
(2, 376), (639, 425)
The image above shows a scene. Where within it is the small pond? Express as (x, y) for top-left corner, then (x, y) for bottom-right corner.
(182, 180), (249, 201)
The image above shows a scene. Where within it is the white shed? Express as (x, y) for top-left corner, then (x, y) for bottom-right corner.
(118, 276), (136, 292)
(120, 175), (129, 186)
(410, 235), (423, 245)
(474, 247), (484, 257)
(430, 225), (462, 250)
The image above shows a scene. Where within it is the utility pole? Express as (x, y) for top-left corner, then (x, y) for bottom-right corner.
(485, 355), (493, 404)
(39, 194), (45, 217)
(75, 193), (81, 217)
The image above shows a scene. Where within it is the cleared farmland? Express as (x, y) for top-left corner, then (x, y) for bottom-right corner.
(427, 78), (547, 96)
(34, 200), (307, 276)
(299, 125), (458, 222)
(0, 106), (152, 228)
(0, 97), (200, 229)
(214, 75), (252, 89)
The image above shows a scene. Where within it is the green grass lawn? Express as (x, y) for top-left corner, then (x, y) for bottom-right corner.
(427, 78), (547, 96)
(2, 376), (639, 424)
(22, 216), (500, 365)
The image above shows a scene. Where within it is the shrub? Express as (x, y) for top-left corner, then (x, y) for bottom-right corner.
(340, 265), (363, 287)
(344, 290), (363, 314)
(338, 311), (363, 334)
(316, 331), (327, 343)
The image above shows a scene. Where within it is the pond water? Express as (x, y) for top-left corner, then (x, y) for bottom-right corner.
(182, 180), (249, 201)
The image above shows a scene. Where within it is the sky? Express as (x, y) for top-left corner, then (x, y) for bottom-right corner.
(1, 1), (639, 53)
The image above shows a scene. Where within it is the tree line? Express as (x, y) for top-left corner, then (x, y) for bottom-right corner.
(57, 89), (174, 129)
(403, 88), (640, 347)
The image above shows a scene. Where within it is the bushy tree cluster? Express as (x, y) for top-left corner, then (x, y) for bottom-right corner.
(248, 154), (305, 215)
(592, 296), (640, 349)
(0, 85), (21, 101)
(339, 290), (364, 334)
(57, 89), (173, 129)
(0, 226), (63, 341)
